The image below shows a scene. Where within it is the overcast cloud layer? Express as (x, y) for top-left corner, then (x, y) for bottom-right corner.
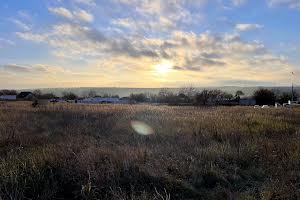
(0, 0), (299, 88)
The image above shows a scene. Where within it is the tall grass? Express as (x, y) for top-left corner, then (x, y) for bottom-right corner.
(0, 102), (299, 199)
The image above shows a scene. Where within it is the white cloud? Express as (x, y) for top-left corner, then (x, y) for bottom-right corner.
(49, 7), (94, 23)
(11, 19), (31, 31)
(16, 32), (48, 43)
(16, 22), (290, 86)
(7, 0), (295, 87)
(235, 23), (264, 32)
(48, 7), (73, 19)
(116, 0), (205, 32)
(73, 10), (94, 23)
(267, 0), (300, 9)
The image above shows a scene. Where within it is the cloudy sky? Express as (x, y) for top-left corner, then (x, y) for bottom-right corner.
(0, 0), (299, 89)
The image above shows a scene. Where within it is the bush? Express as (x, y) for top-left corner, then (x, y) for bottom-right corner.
(253, 89), (276, 105)
(62, 92), (78, 100)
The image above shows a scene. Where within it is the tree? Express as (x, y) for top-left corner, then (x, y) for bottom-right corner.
(0, 90), (17, 95)
(235, 90), (244, 96)
(62, 92), (78, 100)
(178, 87), (197, 103)
(235, 90), (244, 101)
(33, 89), (42, 98)
(88, 90), (97, 98)
(253, 89), (276, 105)
(195, 90), (210, 105)
(40, 93), (57, 99)
(276, 92), (299, 104)
(158, 88), (174, 103)
(129, 93), (147, 102)
(223, 93), (234, 100)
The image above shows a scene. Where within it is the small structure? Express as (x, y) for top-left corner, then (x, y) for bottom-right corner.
(17, 92), (35, 100)
(275, 103), (281, 108)
(218, 99), (239, 106)
(0, 95), (17, 101)
(239, 97), (256, 106)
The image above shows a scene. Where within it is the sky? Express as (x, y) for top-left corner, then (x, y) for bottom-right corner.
(0, 0), (299, 89)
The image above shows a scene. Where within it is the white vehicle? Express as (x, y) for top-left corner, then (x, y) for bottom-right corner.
(261, 105), (270, 108)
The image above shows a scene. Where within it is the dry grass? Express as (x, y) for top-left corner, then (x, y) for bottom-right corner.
(0, 102), (300, 199)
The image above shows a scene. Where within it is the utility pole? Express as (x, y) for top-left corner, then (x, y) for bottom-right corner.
(291, 72), (294, 102)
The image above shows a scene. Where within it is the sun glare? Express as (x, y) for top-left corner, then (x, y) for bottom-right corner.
(154, 60), (173, 75)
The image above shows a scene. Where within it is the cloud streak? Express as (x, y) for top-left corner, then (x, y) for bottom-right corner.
(49, 7), (94, 23)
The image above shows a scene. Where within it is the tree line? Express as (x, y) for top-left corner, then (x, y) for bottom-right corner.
(129, 88), (298, 106)
(1, 88), (298, 105)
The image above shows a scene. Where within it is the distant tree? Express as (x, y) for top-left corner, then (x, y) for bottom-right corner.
(88, 90), (97, 98)
(130, 93), (147, 102)
(177, 93), (190, 103)
(234, 90), (244, 101)
(195, 90), (210, 105)
(195, 90), (233, 105)
(158, 88), (175, 103)
(223, 93), (234, 100)
(276, 92), (298, 104)
(0, 90), (17, 95)
(253, 89), (276, 105)
(33, 89), (42, 98)
(111, 95), (120, 98)
(62, 92), (78, 100)
(40, 93), (57, 99)
(102, 93), (119, 98)
(235, 90), (244, 97)
(235, 90), (244, 96)
(178, 87), (197, 102)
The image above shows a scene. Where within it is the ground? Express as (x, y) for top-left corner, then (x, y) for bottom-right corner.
(0, 102), (300, 200)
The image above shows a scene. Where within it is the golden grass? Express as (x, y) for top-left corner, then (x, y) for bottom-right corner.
(0, 102), (299, 199)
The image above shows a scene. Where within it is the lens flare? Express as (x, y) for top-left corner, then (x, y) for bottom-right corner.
(131, 120), (154, 135)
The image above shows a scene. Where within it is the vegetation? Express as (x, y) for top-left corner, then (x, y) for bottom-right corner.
(0, 102), (299, 199)
(0, 90), (17, 95)
(253, 89), (276, 105)
(33, 90), (58, 100)
(62, 92), (78, 100)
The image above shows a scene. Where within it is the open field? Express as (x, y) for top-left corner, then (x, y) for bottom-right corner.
(0, 102), (300, 200)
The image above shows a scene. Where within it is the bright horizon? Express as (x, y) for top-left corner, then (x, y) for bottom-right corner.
(0, 0), (299, 89)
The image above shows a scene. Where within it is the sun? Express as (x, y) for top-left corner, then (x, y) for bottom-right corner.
(154, 60), (173, 75)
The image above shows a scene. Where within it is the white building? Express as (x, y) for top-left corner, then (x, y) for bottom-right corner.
(0, 95), (17, 101)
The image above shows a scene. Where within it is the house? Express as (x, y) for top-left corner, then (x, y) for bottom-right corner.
(218, 99), (239, 106)
(239, 98), (256, 106)
(0, 95), (17, 101)
(17, 92), (35, 100)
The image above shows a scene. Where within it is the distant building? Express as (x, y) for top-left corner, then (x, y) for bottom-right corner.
(218, 99), (239, 106)
(239, 98), (256, 106)
(17, 92), (35, 100)
(0, 95), (17, 101)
